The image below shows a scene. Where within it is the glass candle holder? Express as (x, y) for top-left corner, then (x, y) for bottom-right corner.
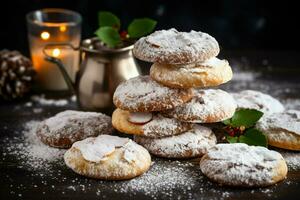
(27, 8), (81, 90)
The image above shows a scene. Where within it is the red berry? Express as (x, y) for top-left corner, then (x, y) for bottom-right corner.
(120, 31), (128, 39)
(228, 130), (235, 137)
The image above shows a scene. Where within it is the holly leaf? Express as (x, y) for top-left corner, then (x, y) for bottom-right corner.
(98, 11), (120, 30)
(128, 18), (157, 38)
(226, 135), (238, 143)
(229, 109), (263, 128)
(239, 128), (268, 147)
(223, 118), (231, 125)
(95, 27), (121, 48)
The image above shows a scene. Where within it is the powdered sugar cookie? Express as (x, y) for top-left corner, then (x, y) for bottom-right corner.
(134, 125), (216, 158)
(133, 28), (220, 64)
(232, 90), (284, 114)
(200, 143), (288, 187)
(150, 57), (232, 89)
(112, 108), (192, 138)
(36, 110), (114, 148)
(164, 89), (236, 123)
(256, 110), (300, 151)
(64, 135), (151, 180)
(113, 76), (193, 112)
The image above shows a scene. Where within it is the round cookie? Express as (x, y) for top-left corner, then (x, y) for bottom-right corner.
(164, 89), (236, 123)
(113, 75), (193, 112)
(36, 110), (114, 148)
(200, 143), (288, 187)
(64, 135), (151, 180)
(134, 125), (216, 158)
(150, 57), (232, 89)
(256, 110), (300, 151)
(112, 108), (192, 138)
(232, 90), (284, 114)
(133, 28), (220, 64)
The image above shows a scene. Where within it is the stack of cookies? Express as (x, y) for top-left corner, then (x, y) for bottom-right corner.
(112, 28), (237, 159)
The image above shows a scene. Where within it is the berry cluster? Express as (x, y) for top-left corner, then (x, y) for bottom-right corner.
(223, 125), (246, 137)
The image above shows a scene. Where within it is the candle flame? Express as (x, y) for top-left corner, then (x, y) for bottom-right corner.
(41, 32), (50, 40)
(59, 25), (67, 32)
(52, 48), (61, 57)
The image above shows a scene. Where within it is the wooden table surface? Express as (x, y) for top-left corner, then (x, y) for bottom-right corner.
(1, 51), (300, 199)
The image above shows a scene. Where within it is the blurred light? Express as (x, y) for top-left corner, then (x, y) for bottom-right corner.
(60, 25), (67, 32)
(52, 48), (61, 57)
(41, 31), (50, 40)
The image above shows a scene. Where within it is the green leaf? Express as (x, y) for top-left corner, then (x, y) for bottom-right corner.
(239, 128), (268, 147)
(128, 18), (157, 38)
(226, 135), (238, 143)
(222, 118), (231, 125)
(98, 11), (120, 30)
(230, 109), (263, 128)
(95, 27), (121, 48)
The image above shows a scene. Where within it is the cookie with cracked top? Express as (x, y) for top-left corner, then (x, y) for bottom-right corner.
(113, 75), (193, 112)
(200, 143), (288, 187)
(36, 110), (114, 148)
(134, 125), (216, 159)
(133, 28), (220, 64)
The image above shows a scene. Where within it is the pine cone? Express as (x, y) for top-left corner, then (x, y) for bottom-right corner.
(0, 49), (35, 100)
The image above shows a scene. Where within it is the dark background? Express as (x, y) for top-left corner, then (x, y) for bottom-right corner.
(1, 0), (300, 56)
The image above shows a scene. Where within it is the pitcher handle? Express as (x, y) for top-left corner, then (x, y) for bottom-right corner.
(43, 43), (79, 95)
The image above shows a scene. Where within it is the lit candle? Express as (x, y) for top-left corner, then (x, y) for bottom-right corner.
(27, 9), (81, 90)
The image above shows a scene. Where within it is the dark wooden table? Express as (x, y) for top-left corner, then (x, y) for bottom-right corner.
(1, 51), (300, 200)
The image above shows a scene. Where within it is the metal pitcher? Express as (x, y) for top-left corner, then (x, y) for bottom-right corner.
(43, 37), (141, 114)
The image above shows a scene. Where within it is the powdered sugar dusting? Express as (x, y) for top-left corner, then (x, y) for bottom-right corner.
(135, 125), (216, 158)
(31, 94), (68, 106)
(133, 28), (219, 64)
(36, 110), (113, 148)
(2, 120), (65, 172)
(43, 110), (111, 133)
(142, 114), (191, 137)
(281, 151), (300, 170)
(113, 75), (191, 111)
(232, 90), (285, 114)
(257, 110), (300, 136)
(165, 89), (236, 123)
(200, 143), (287, 186)
(178, 57), (227, 73)
(0, 120), (294, 198)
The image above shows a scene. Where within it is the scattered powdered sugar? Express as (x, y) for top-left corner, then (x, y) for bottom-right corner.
(118, 160), (200, 198)
(165, 89), (236, 123)
(30, 94), (69, 106)
(282, 98), (300, 110)
(2, 120), (297, 199)
(232, 90), (285, 114)
(281, 151), (300, 170)
(230, 57), (261, 82)
(135, 125), (216, 158)
(133, 28), (219, 64)
(2, 120), (65, 172)
(200, 143), (286, 186)
(232, 71), (260, 81)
